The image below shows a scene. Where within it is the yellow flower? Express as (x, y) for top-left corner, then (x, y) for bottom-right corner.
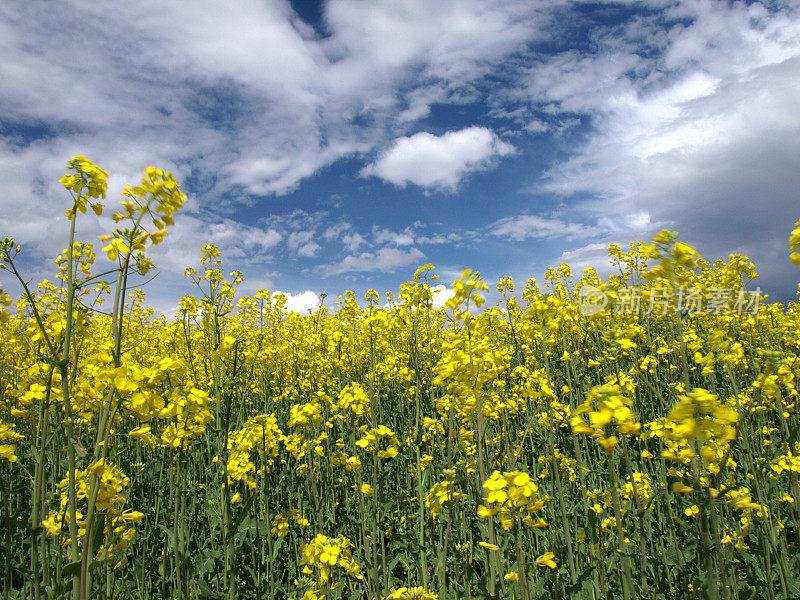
(120, 509), (145, 523)
(0, 444), (18, 463)
(478, 541), (499, 551)
(128, 425), (152, 440)
(535, 552), (557, 569)
(571, 384), (640, 453)
(530, 517), (548, 528)
(790, 218), (800, 265)
(149, 229), (168, 245)
(102, 238), (129, 261)
(597, 435), (619, 453)
(672, 482), (693, 493)
(42, 514), (62, 536)
(387, 587), (438, 600)
(320, 543), (340, 565)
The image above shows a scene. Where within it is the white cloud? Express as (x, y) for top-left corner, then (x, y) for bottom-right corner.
(207, 221), (282, 252)
(361, 127), (514, 190)
(555, 242), (622, 281)
(519, 1), (800, 299)
(372, 226), (416, 246)
(318, 247), (425, 276)
(297, 242), (321, 257)
(0, 0), (547, 247)
(287, 230), (319, 253)
(3, 0), (800, 304)
(416, 232), (461, 245)
(524, 119), (550, 134)
(276, 290), (321, 314)
(431, 284), (456, 309)
(147, 214), (282, 273)
(323, 222), (351, 240)
(488, 215), (594, 241)
(342, 232), (365, 252)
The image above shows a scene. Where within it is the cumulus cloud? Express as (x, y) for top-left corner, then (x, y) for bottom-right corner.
(0, 0), (545, 289)
(3, 0), (800, 304)
(276, 290), (321, 314)
(297, 242), (321, 257)
(146, 215), (283, 274)
(1, 0), (547, 201)
(317, 247), (425, 276)
(361, 127), (514, 190)
(431, 284), (456, 309)
(341, 232), (365, 252)
(555, 242), (620, 280)
(287, 230), (321, 257)
(372, 226), (416, 246)
(323, 222), (351, 240)
(488, 214), (595, 242)
(513, 1), (800, 299)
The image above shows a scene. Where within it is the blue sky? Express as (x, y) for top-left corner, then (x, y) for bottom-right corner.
(1, 0), (799, 313)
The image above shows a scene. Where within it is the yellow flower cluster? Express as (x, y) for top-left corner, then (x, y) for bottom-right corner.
(385, 586), (438, 599)
(98, 165), (186, 263)
(661, 388), (738, 469)
(334, 383), (371, 418)
(571, 384), (641, 452)
(790, 218), (800, 266)
(425, 470), (466, 518)
(287, 400), (324, 428)
(93, 507), (143, 569)
(118, 356), (189, 420)
(42, 460), (137, 563)
(620, 472), (654, 505)
(271, 509), (309, 536)
(0, 419), (23, 462)
(58, 155), (108, 218)
(445, 269), (489, 312)
(159, 387), (214, 449)
(355, 425), (400, 459)
(771, 448), (800, 475)
(643, 230), (699, 285)
(535, 552), (558, 569)
(0, 284), (11, 324)
(330, 451), (362, 471)
(80, 459), (131, 510)
(226, 413), (283, 487)
(299, 533), (363, 585)
(478, 470), (547, 529)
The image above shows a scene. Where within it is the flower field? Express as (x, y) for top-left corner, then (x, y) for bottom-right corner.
(2, 159), (800, 600)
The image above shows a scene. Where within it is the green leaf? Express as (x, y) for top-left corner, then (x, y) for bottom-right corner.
(62, 560), (82, 578)
(564, 564), (596, 594)
(190, 578), (220, 600)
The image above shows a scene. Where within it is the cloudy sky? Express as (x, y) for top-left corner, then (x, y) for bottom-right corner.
(1, 0), (799, 313)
